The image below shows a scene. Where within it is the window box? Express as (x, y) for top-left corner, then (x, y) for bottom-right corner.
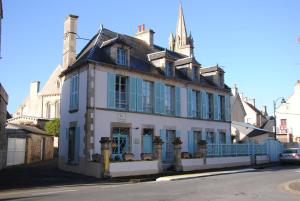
(141, 153), (153, 161)
(123, 153), (134, 161)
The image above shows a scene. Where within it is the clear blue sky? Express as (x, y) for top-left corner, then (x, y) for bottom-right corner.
(1, 0), (300, 114)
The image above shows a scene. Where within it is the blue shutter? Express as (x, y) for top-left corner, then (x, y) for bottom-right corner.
(225, 95), (230, 121)
(175, 86), (181, 116)
(226, 131), (231, 144)
(136, 78), (143, 112)
(160, 129), (166, 161)
(187, 88), (193, 117)
(154, 81), (161, 114)
(213, 93), (220, 120)
(75, 75), (79, 110)
(176, 130), (181, 138)
(202, 130), (207, 141)
(74, 127), (80, 164)
(202, 91), (208, 119)
(107, 72), (116, 108)
(216, 130), (220, 145)
(160, 83), (165, 114)
(65, 128), (69, 163)
(143, 134), (153, 153)
(129, 76), (137, 111)
(188, 131), (194, 155)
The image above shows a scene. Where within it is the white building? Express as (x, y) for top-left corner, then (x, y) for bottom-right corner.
(276, 80), (300, 143)
(59, 5), (232, 176)
(12, 64), (62, 121)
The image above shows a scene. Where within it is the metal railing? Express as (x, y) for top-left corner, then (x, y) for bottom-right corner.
(206, 143), (267, 157)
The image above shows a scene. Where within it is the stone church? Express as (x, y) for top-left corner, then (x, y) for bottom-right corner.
(10, 64), (62, 126)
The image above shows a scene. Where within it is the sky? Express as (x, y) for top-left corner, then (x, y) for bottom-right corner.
(1, 0), (300, 114)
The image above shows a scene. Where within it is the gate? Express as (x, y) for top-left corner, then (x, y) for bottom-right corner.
(266, 140), (283, 162)
(7, 138), (26, 166)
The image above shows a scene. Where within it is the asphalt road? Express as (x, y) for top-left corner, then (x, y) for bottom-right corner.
(0, 165), (299, 201)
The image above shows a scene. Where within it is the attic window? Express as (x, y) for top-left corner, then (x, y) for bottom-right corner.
(117, 48), (127, 66)
(165, 61), (174, 77)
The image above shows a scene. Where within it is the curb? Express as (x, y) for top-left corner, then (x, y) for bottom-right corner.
(156, 168), (256, 182)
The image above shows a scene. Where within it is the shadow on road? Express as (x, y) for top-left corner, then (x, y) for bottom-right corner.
(0, 159), (106, 192)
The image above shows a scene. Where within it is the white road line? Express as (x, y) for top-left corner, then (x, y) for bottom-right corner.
(32, 189), (77, 196)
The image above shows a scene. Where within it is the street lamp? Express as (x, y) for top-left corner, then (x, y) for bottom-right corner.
(273, 97), (286, 140)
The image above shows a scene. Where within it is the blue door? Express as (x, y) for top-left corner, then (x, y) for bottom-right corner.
(143, 129), (153, 153)
(112, 128), (129, 161)
(165, 130), (175, 162)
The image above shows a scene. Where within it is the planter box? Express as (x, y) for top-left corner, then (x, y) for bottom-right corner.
(181, 152), (190, 159)
(141, 153), (153, 160)
(110, 160), (159, 177)
(123, 153), (134, 161)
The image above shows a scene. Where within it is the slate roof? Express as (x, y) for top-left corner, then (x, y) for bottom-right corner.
(245, 102), (264, 116)
(64, 28), (230, 91)
(6, 123), (48, 135)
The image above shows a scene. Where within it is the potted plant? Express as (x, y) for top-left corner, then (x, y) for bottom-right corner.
(141, 153), (153, 160)
(173, 137), (183, 145)
(123, 153), (134, 161)
(153, 136), (164, 145)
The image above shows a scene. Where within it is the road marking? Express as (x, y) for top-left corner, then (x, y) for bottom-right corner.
(32, 189), (77, 196)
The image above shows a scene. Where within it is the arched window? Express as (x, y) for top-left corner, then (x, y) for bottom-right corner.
(46, 102), (51, 119)
(55, 101), (60, 117)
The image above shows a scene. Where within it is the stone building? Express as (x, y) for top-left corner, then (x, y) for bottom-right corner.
(0, 83), (8, 170)
(13, 64), (62, 120)
(59, 4), (232, 177)
(6, 123), (54, 166)
(276, 80), (300, 143)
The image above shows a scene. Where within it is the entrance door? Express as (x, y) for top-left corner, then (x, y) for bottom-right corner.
(165, 130), (175, 162)
(112, 128), (129, 161)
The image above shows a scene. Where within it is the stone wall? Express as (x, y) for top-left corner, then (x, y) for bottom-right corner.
(26, 134), (54, 164)
(0, 83), (8, 170)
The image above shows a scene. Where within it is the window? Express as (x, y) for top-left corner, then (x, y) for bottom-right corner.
(142, 129), (153, 153)
(46, 102), (51, 118)
(208, 93), (214, 120)
(70, 75), (79, 111)
(220, 95), (225, 121)
(112, 127), (129, 161)
(55, 101), (60, 118)
(165, 85), (175, 115)
(206, 132), (215, 144)
(142, 81), (153, 113)
(219, 132), (226, 144)
(68, 127), (76, 162)
(117, 48), (127, 66)
(115, 75), (128, 110)
(165, 61), (174, 77)
(280, 119), (287, 133)
(193, 131), (202, 153)
(191, 90), (201, 117)
(192, 66), (198, 81)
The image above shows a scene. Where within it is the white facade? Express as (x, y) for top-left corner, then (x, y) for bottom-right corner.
(276, 81), (300, 143)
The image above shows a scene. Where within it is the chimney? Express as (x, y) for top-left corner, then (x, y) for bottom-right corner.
(135, 24), (154, 46)
(261, 105), (268, 116)
(63, 14), (78, 70)
(30, 81), (40, 98)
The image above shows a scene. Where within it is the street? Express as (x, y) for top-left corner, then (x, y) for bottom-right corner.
(0, 165), (299, 201)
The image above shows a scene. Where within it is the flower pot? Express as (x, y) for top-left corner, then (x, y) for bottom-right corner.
(141, 153), (153, 160)
(123, 153), (134, 161)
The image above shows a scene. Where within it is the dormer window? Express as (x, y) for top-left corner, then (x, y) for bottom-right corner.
(165, 61), (174, 77)
(192, 66), (198, 81)
(117, 48), (127, 66)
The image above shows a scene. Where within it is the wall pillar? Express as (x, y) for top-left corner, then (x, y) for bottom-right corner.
(25, 137), (32, 164)
(153, 136), (163, 173)
(100, 137), (111, 178)
(174, 143), (182, 171)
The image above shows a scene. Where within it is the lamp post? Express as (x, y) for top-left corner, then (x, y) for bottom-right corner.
(273, 97), (286, 140)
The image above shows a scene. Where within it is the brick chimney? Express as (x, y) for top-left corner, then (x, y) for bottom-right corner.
(63, 14), (78, 70)
(135, 24), (154, 46)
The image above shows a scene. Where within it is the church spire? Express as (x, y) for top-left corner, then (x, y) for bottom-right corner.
(175, 2), (188, 47)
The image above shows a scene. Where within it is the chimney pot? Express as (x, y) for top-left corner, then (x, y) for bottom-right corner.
(142, 24), (145, 31)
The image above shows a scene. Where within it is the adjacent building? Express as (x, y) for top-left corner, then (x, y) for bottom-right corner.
(231, 85), (275, 143)
(0, 83), (8, 170)
(59, 5), (232, 177)
(276, 80), (300, 143)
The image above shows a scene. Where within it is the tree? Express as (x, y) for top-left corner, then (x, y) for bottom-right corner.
(45, 118), (60, 137)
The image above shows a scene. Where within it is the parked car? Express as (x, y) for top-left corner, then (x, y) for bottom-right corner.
(280, 148), (300, 164)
